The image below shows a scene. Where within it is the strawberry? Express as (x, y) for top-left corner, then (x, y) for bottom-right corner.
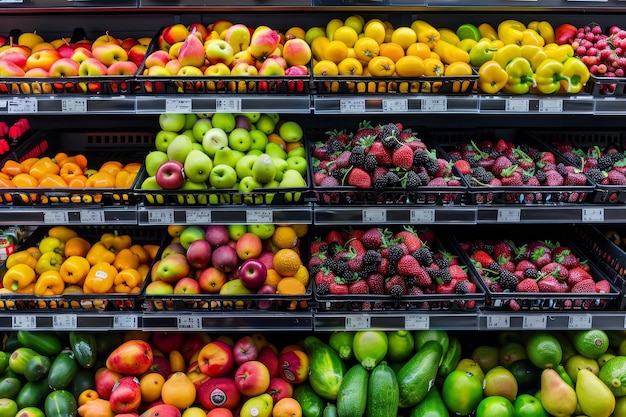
(530, 247), (552, 268)
(377, 257), (391, 275)
(501, 172), (524, 186)
(348, 280), (369, 294)
(554, 249), (580, 269)
(368, 141), (392, 166)
(415, 267), (433, 287)
(492, 156), (513, 177)
(565, 172), (587, 186)
(385, 275), (406, 294)
(515, 259), (536, 272)
(541, 262), (569, 281)
(539, 151), (556, 165)
(537, 276), (569, 292)
(396, 254), (421, 276)
(494, 138), (509, 153)
(436, 279), (458, 294)
(332, 150), (352, 170)
(595, 279), (611, 293)
(346, 239), (366, 256)
(544, 170), (564, 186)
(608, 170), (626, 185)
(392, 144), (414, 170)
(346, 167), (371, 188)
(567, 266), (593, 287)
(344, 253), (364, 272)
(454, 159), (471, 175)
(394, 227), (422, 252)
(315, 268), (336, 285)
(347, 228), (366, 242)
(471, 250), (496, 268)
(314, 171), (329, 186)
(324, 230), (345, 247)
(449, 264), (468, 281)
(454, 279), (476, 294)
(571, 278), (596, 293)
(366, 273), (385, 294)
(362, 228), (386, 250)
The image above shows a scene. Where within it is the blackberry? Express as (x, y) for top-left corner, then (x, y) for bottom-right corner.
(586, 168), (604, 183)
(309, 264), (321, 277)
(316, 283), (329, 295)
(388, 245), (405, 264)
(556, 163), (567, 176)
(385, 171), (400, 187)
(468, 158), (479, 168)
(326, 242), (342, 258)
(438, 268), (452, 284)
(373, 175), (388, 188)
(482, 244), (494, 255)
(425, 158), (440, 176)
(412, 247), (433, 266)
(406, 170), (420, 188)
(349, 146), (366, 168)
(598, 154), (614, 170)
(518, 143), (532, 153)
(381, 123), (400, 141)
(563, 153), (580, 167)
(434, 256), (450, 269)
(455, 280), (470, 294)
(363, 250), (381, 266)
(426, 267), (441, 280)
(610, 151), (625, 163)
(332, 168), (347, 183)
(521, 173), (531, 183)
(523, 268), (539, 279)
(489, 150), (502, 159)
(327, 138), (344, 153)
(363, 154), (377, 173)
(387, 263), (397, 275)
(390, 284), (405, 299)
(404, 275), (417, 288)
(413, 149), (431, 167)
(535, 170), (547, 183)
(332, 260), (350, 277)
(529, 149), (542, 161)
(488, 261), (501, 273)
(468, 243), (481, 254)
(472, 166), (494, 183)
(343, 271), (358, 284)
(449, 154), (462, 162)
(363, 263), (378, 274)
(323, 257), (338, 270)
(417, 171), (430, 185)
(499, 270), (519, 291)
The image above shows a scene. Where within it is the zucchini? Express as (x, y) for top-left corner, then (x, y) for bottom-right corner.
(16, 331), (61, 357)
(409, 385), (449, 417)
(329, 332), (355, 361)
(24, 355), (51, 382)
(366, 362), (399, 417)
(397, 340), (443, 408)
(44, 389), (77, 417)
(47, 349), (78, 391)
(16, 378), (49, 409)
(69, 332), (97, 369)
(438, 335), (461, 378)
(323, 403), (338, 417)
(336, 364), (369, 417)
(303, 336), (346, 401)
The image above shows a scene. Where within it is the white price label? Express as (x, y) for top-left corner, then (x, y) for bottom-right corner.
(486, 315), (510, 328)
(165, 98), (192, 113)
(421, 97), (447, 112)
(53, 314), (77, 329)
(539, 99), (563, 113)
(410, 209), (435, 223)
(497, 208), (521, 222)
(523, 315), (547, 329)
(246, 210), (273, 223)
(177, 316), (202, 330)
(0, 0), (24, 3)
(113, 315), (139, 329)
(363, 209), (386, 223)
(80, 210), (105, 224)
(44, 211), (69, 224)
(383, 98), (408, 112)
(405, 315), (430, 329)
(345, 315), (370, 330)
(568, 314), (593, 329)
(582, 208), (604, 222)
(186, 209), (211, 224)
(505, 98), (529, 112)
(148, 210), (174, 224)
(216, 98), (242, 113)
(12, 316), (36, 329)
(8, 98), (37, 113)
(62, 98), (87, 113)
(340, 99), (366, 113)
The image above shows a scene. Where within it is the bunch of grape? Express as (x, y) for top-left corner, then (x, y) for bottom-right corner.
(571, 24), (626, 93)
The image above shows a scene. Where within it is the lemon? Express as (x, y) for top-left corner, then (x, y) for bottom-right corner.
(456, 23), (482, 42)
(526, 332), (562, 369)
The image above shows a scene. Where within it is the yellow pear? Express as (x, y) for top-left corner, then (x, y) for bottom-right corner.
(161, 371), (196, 410)
(576, 369), (615, 417)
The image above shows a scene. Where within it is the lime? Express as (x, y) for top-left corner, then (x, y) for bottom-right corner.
(476, 396), (514, 417)
(571, 329), (609, 359)
(598, 355), (626, 397)
(442, 370), (483, 415)
(526, 332), (562, 369)
(456, 23), (482, 42)
(508, 359), (541, 394)
(513, 393), (548, 417)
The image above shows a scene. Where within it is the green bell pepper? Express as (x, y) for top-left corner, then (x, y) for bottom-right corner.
(503, 57), (535, 94)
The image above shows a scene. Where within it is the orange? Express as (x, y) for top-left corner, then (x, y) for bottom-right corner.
(406, 42), (432, 60)
(391, 26), (418, 50)
(273, 248), (302, 277)
(423, 58), (445, 76)
(292, 264), (310, 287)
(353, 37), (379, 63)
(291, 224), (308, 238)
(264, 268), (283, 289)
(312, 60), (339, 76)
(276, 277), (307, 296)
(364, 20), (386, 44)
(367, 56), (395, 77)
(379, 42), (405, 62)
(323, 40), (349, 64)
(332, 26), (359, 48)
(395, 55), (425, 77)
(444, 61), (473, 76)
(273, 397), (303, 417)
(272, 226), (299, 249)
(338, 57), (364, 76)
(140, 372), (165, 403)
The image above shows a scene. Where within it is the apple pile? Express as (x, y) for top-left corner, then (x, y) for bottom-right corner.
(145, 223), (309, 310)
(142, 21), (312, 78)
(139, 112), (308, 205)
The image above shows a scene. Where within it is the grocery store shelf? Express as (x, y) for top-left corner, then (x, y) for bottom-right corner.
(313, 206), (477, 224)
(4, 312), (142, 331)
(135, 95), (312, 114)
(313, 95), (479, 114)
(137, 205), (313, 225)
(0, 206), (138, 225)
(478, 95), (595, 114)
(141, 312), (314, 331)
(477, 311), (626, 331)
(0, 96), (136, 115)
(313, 312), (479, 331)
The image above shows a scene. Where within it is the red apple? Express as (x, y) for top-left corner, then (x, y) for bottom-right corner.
(109, 376), (142, 414)
(174, 277), (202, 294)
(257, 344), (279, 377)
(95, 367), (123, 400)
(211, 245), (238, 273)
(267, 377), (293, 403)
(155, 160), (185, 189)
(234, 360), (271, 397)
(197, 377), (241, 410)
(161, 242), (186, 259)
(140, 404), (182, 417)
(235, 233), (263, 260)
(238, 258), (267, 290)
(152, 332), (185, 354)
(198, 266), (227, 294)
(106, 339), (154, 376)
(181, 334), (208, 363)
(278, 349), (308, 384)
(257, 252), (274, 270)
(233, 335), (259, 365)
(186, 239), (212, 269)
(205, 225), (230, 247)
(149, 354), (172, 379)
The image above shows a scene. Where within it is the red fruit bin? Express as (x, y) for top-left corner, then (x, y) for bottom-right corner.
(448, 225), (623, 312)
(310, 225), (484, 312)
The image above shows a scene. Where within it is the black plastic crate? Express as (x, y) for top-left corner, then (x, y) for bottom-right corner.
(0, 76), (138, 96)
(584, 74), (626, 97)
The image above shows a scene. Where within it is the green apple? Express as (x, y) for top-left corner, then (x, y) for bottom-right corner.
(192, 118), (212, 143)
(252, 153), (276, 184)
(247, 223), (275, 240)
(209, 164), (237, 189)
(247, 149), (262, 156)
(180, 129), (195, 142)
(167, 134), (194, 163)
(155, 130), (178, 152)
(228, 224), (247, 241)
(232, 149), (245, 165)
(279, 120), (303, 142)
(235, 154), (258, 180)
(265, 142), (286, 160)
(228, 127), (252, 152)
(145, 150), (169, 177)
(184, 113), (198, 130)
(279, 169), (306, 203)
(140, 175), (162, 190)
(271, 157), (288, 181)
(267, 113), (280, 124)
(286, 155), (307, 177)
(211, 113), (236, 133)
(159, 113), (187, 132)
(241, 112), (261, 123)
(287, 146), (306, 158)
(178, 179), (208, 204)
(255, 114), (276, 135)
(239, 175), (262, 193)
(249, 129), (268, 151)
(213, 146), (236, 168)
(184, 149), (213, 183)
(202, 127), (229, 156)
(191, 143), (204, 152)
(179, 225), (206, 249)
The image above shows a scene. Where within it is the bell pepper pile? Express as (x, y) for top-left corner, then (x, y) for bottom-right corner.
(0, 226), (160, 298)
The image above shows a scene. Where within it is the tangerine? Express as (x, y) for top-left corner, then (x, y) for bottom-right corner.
(367, 56), (395, 77)
(391, 26), (418, 50)
(277, 277), (307, 295)
(332, 26), (359, 48)
(406, 42), (432, 60)
(323, 40), (349, 64)
(379, 42), (405, 62)
(395, 55), (425, 77)
(272, 226), (299, 249)
(273, 248), (302, 277)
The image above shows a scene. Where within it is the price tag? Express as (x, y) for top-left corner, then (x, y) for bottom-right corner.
(53, 314), (77, 329)
(340, 99), (366, 113)
(539, 99), (563, 113)
(177, 316), (202, 330)
(345, 315), (370, 330)
(497, 208), (521, 222)
(405, 315), (430, 329)
(216, 98), (242, 113)
(165, 98), (192, 113)
(410, 209), (435, 223)
(486, 315), (510, 328)
(246, 210), (273, 223)
(186, 209), (211, 224)
(80, 210), (105, 224)
(61, 98), (87, 113)
(363, 209), (386, 223)
(147, 210), (174, 224)
(7, 98), (37, 113)
(383, 98), (408, 112)
(568, 314), (593, 329)
(43, 211), (69, 224)
(582, 208), (604, 222)
(421, 97), (447, 112)
(523, 315), (547, 329)
(113, 315), (139, 329)
(0, 0), (24, 3)
(505, 98), (529, 112)
(12, 316), (36, 329)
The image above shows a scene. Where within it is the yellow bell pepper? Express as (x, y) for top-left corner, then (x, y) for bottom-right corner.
(478, 23), (498, 41)
(544, 44), (574, 63)
(527, 20), (555, 44)
(77, 398), (115, 417)
(494, 44), (522, 68)
(438, 28), (461, 45)
(86, 242), (116, 266)
(100, 231), (132, 253)
(64, 237), (92, 258)
(35, 252), (63, 275)
(432, 39), (470, 65)
(34, 270), (65, 296)
(38, 236), (64, 255)
(129, 244), (149, 264)
(504, 57), (536, 94)
(2, 264), (36, 292)
(60, 256), (91, 285)
(113, 248), (140, 271)
(47, 226), (78, 242)
(114, 268), (143, 293)
(83, 262), (117, 294)
(561, 57), (591, 94)
(534, 58), (566, 94)
(16, 283), (35, 295)
(478, 60), (508, 94)
(5, 250), (37, 270)
(520, 45), (548, 71)
(521, 29), (545, 47)
(497, 20), (525, 45)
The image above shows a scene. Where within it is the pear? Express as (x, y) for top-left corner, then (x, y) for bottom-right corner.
(178, 32), (206, 67)
(483, 366), (518, 402)
(167, 134), (193, 164)
(576, 369), (615, 417)
(183, 149), (213, 183)
(240, 393), (273, 417)
(252, 154), (276, 184)
(214, 146), (237, 168)
(540, 368), (577, 417)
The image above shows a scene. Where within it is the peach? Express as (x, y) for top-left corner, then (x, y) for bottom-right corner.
(224, 24), (251, 53)
(26, 48), (61, 71)
(145, 50), (170, 68)
(249, 26), (281, 59)
(235, 232), (263, 260)
(234, 360), (271, 397)
(106, 339), (154, 375)
(162, 23), (190, 45)
(282, 38), (312, 67)
(197, 340), (234, 377)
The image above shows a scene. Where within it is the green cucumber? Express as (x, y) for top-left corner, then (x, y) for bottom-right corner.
(69, 332), (97, 369)
(413, 330), (449, 364)
(47, 350), (78, 391)
(303, 336), (346, 401)
(409, 385), (449, 417)
(16, 332), (61, 357)
(44, 389), (77, 417)
(24, 356), (50, 383)
(293, 383), (325, 417)
(0, 377), (22, 399)
(336, 363), (369, 417)
(438, 335), (461, 378)
(16, 378), (49, 410)
(366, 362), (399, 417)
(397, 340), (443, 408)
(329, 332), (355, 361)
